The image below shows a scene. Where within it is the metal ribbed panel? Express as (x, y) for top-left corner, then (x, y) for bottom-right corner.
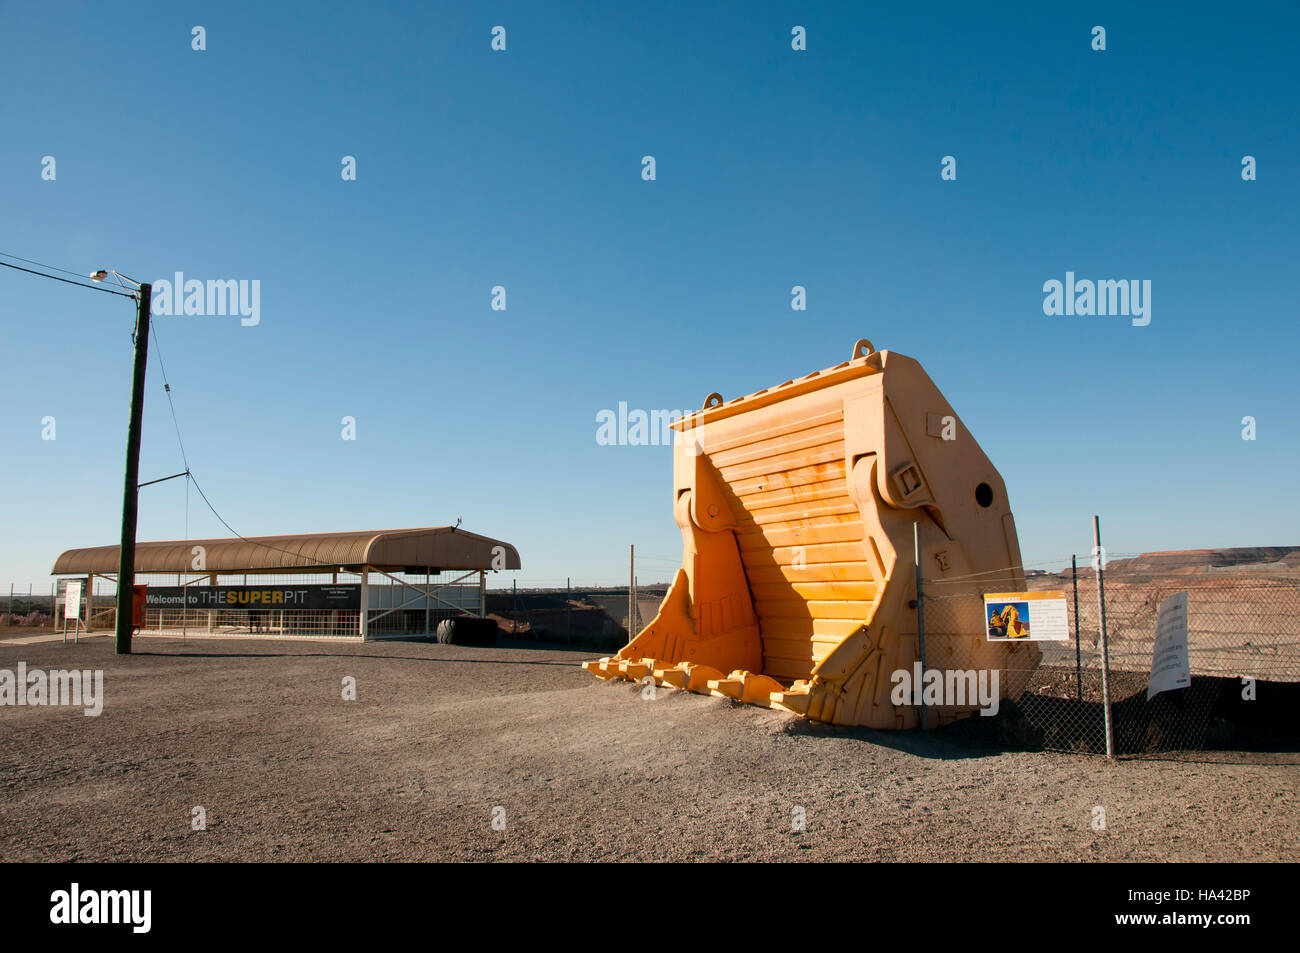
(705, 403), (879, 683)
(51, 527), (520, 574)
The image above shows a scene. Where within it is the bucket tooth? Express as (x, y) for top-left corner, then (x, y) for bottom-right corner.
(583, 658), (618, 679)
(654, 663), (690, 688)
(770, 692), (810, 715)
(708, 671), (746, 700)
(621, 659), (652, 680)
(771, 681), (813, 715)
(708, 671), (787, 706)
(739, 673), (786, 707)
(685, 665), (724, 694)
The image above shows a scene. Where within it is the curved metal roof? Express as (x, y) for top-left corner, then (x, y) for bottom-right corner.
(51, 527), (521, 575)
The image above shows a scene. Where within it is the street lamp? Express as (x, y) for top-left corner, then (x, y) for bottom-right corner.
(92, 268), (153, 655)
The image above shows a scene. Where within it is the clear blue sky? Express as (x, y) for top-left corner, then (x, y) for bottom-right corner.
(2, 1), (1297, 591)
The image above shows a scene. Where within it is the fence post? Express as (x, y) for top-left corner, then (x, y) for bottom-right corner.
(1072, 555), (1082, 701)
(914, 521), (927, 730)
(1093, 517), (1115, 759)
(628, 544), (635, 634)
(359, 569), (370, 641)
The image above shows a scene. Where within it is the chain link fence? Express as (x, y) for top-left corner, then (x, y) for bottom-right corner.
(1, 583), (57, 627)
(923, 562), (1300, 758)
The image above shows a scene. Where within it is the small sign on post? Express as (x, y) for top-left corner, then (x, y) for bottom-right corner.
(1148, 592), (1191, 700)
(132, 584), (148, 629)
(62, 580), (83, 644)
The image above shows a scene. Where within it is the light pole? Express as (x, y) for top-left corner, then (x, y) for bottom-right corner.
(92, 269), (151, 655)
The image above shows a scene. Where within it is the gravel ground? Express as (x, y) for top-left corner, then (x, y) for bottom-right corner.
(1, 634), (1295, 862)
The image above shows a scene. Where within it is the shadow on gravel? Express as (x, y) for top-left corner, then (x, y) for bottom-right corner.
(131, 650), (579, 667)
(777, 716), (1015, 761)
(946, 677), (1300, 763)
(768, 677), (1300, 764)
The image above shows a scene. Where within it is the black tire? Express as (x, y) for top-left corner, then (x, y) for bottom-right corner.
(435, 617), (499, 647)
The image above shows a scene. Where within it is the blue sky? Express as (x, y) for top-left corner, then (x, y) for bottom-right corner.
(2, 1), (1297, 590)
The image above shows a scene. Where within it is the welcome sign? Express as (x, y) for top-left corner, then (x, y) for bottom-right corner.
(143, 585), (361, 611)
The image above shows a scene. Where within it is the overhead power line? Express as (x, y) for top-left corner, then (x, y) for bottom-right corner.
(0, 249), (98, 281)
(147, 319), (190, 472)
(0, 256), (136, 298)
(186, 471), (357, 568)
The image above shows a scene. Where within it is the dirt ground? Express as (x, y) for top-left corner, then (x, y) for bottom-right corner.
(0, 633), (1295, 862)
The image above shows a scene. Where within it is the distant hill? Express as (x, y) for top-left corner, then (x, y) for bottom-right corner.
(1106, 547), (1300, 576)
(1028, 546), (1300, 588)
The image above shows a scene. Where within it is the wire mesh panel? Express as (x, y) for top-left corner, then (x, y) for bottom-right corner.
(82, 572), (374, 640)
(142, 607), (362, 639)
(111, 570), (487, 639)
(365, 571), (483, 638)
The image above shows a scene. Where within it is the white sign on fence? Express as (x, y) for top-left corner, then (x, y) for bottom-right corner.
(1148, 591), (1191, 700)
(64, 581), (82, 621)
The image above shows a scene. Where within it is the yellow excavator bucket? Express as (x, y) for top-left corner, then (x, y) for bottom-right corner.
(584, 339), (1040, 728)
